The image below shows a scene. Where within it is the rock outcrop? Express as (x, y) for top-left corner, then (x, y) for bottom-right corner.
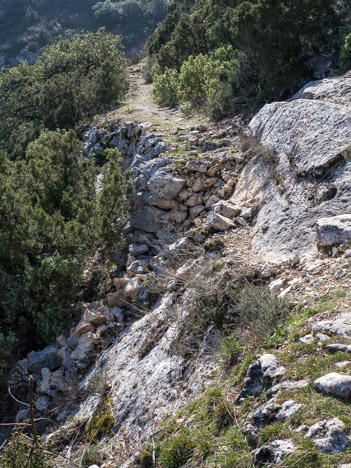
(230, 71), (351, 261)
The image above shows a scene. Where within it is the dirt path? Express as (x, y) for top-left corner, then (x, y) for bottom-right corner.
(114, 63), (208, 133)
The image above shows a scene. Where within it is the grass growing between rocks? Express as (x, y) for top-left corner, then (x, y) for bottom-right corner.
(135, 287), (351, 468)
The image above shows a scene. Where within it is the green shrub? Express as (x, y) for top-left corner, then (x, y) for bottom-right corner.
(233, 285), (291, 342)
(153, 45), (241, 117)
(216, 335), (242, 371)
(80, 444), (103, 467)
(22, 252), (83, 343)
(0, 134), (131, 347)
(0, 430), (53, 468)
(340, 32), (351, 67)
(153, 67), (179, 106)
(0, 29), (128, 155)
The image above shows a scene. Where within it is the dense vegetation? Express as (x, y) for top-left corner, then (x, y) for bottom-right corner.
(0, 0), (167, 65)
(149, 0), (351, 117)
(0, 30), (131, 371)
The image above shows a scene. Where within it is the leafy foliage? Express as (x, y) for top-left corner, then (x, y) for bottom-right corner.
(0, 30), (128, 155)
(0, 131), (132, 348)
(149, 0), (345, 111)
(153, 45), (241, 117)
(0, 429), (53, 468)
(0, 0), (167, 64)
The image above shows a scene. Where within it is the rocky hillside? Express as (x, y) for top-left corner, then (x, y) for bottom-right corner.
(3, 68), (351, 468)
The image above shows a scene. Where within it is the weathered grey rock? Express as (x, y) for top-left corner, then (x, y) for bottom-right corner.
(147, 194), (178, 210)
(252, 399), (301, 428)
(129, 244), (149, 256)
(231, 72), (351, 261)
(202, 140), (218, 152)
(238, 354), (285, 400)
(147, 170), (186, 199)
(73, 321), (95, 338)
(28, 344), (61, 374)
(70, 332), (97, 361)
(259, 354), (286, 385)
(72, 294), (215, 448)
(164, 205), (188, 224)
(252, 440), (296, 466)
(124, 277), (141, 299)
(83, 309), (106, 327)
(242, 421), (259, 444)
(315, 372), (351, 399)
(131, 205), (167, 233)
(189, 204), (205, 218)
(16, 409), (30, 423)
(316, 333), (331, 343)
(267, 379), (309, 398)
(206, 212), (235, 231)
(176, 259), (197, 281)
(312, 313), (351, 338)
(212, 200), (241, 219)
(292, 73), (351, 105)
(305, 418), (350, 453)
(269, 278), (284, 293)
(185, 194), (204, 207)
(316, 215), (351, 246)
(325, 343), (351, 354)
(335, 361), (351, 369)
(299, 334), (314, 344)
(35, 396), (50, 411)
(127, 259), (150, 276)
(185, 161), (208, 173)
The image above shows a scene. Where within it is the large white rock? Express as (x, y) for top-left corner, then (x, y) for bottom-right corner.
(230, 72), (351, 261)
(315, 372), (351, 399)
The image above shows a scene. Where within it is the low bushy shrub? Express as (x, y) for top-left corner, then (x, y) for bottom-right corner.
(153, 45), (241, 117)
(0, 430), (53, 468)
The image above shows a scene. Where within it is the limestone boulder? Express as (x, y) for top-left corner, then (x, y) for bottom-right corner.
(147, 170), (186, 199)
(252, 440), (296, 466)
(312, 313), (351, 338)
(315, 372), (351, 399)
(131, 205), (167, 233)
(206, 212), (235, 231)
(305, 418), (350, 453)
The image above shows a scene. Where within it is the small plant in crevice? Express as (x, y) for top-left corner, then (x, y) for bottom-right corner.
(86, 366), (111, 396)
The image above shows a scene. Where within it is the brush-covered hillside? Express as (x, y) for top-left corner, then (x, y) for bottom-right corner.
(0, 0), (167, 66)
(2, 1), (351, 467)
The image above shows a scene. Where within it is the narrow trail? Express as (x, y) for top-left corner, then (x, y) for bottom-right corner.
(109, 63), (208, 133)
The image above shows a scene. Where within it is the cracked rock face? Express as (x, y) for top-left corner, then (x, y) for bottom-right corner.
(73, 294), (216, 445)
(231, 72), (351, 261)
